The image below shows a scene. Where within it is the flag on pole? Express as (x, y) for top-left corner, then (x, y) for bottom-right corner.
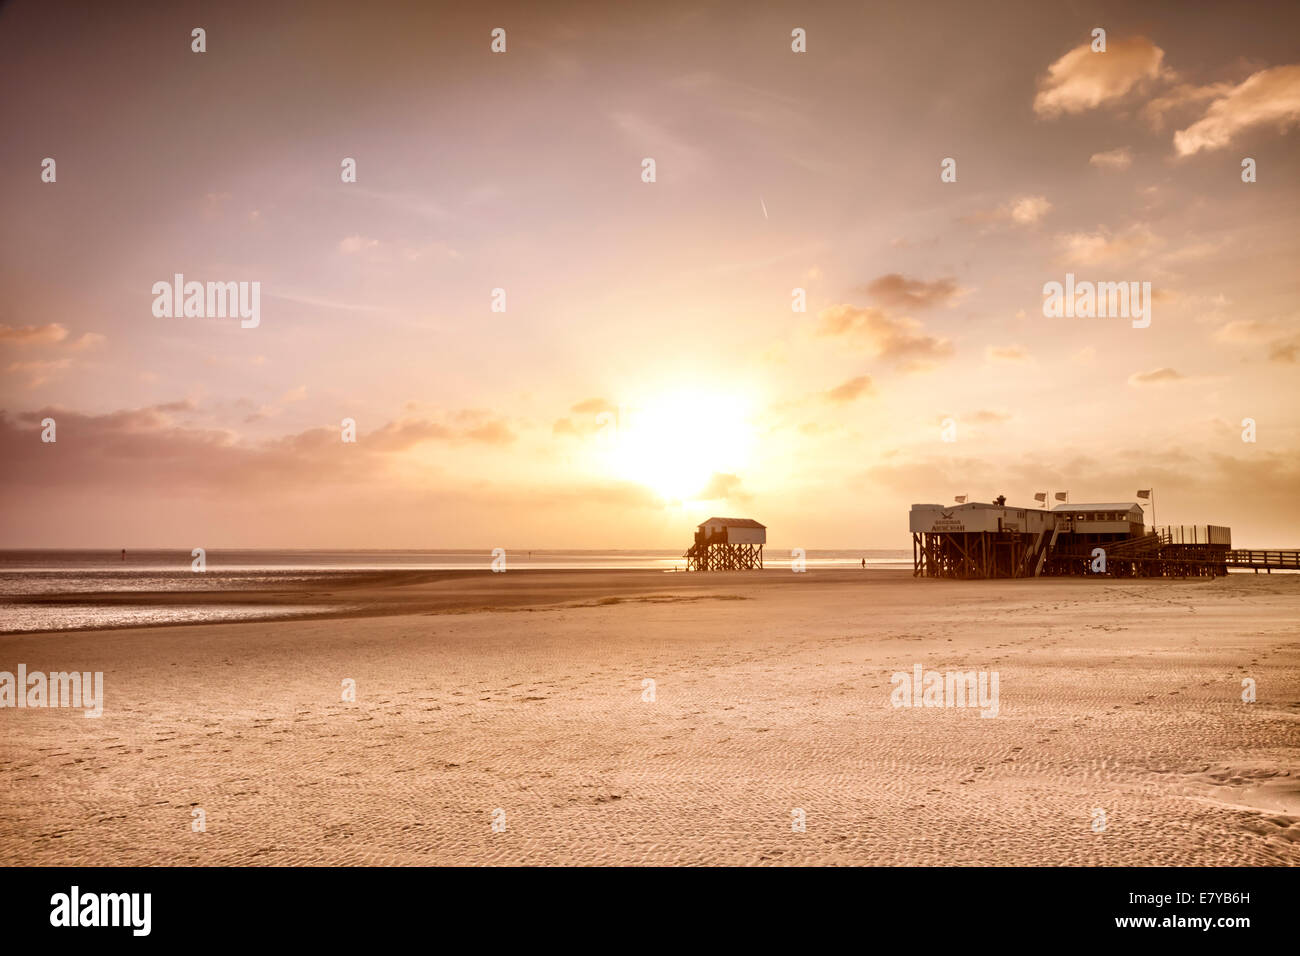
(954, 495), (967, 504)
(1033, 492), (1047, 504)
(1136, 489), (1151, 499)
(1055, 491), (1069, 502)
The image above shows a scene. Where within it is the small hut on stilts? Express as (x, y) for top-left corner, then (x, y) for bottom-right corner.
(683, 517), (766, 571)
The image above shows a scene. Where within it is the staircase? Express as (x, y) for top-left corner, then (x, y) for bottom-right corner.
(683, 528), (727, 571)
(1104, 529), (1168, 559)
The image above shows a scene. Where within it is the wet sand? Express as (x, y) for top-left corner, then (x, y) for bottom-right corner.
(1, 570), (1297, 865)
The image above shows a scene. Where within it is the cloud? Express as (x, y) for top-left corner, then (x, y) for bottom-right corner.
(363, 419), (455, 451)
(1034, 36), (1167, 117)
(698, 472), (751, 503)
(889, 236), (939, 249)
(859, 274), (960, 309)
(1213, 319), (1282, 343)
(1172, 64), (1300, 155)
(5, 358), (72, 387)
(68, 332), (106, 351)
(1089, 147), (1133, 170)
(553, 398), (618, 437)
(1159, 239), (1229, 265)
(825, 375), (874, 403)
(338, 234), (381, 254)
(0, 400), (516, 498)
(0, 323), (105, 351)
(937, 410), (1012, 427)
(966, 410), (1012, 425)
(570, 397), (616, 415)
(358, 413), (517, 449)
(986, 345), (1031, 363)
(961, 195), (1052, 230)
(0, 323), (69, 345)
(816, 305), (954, 364)
(1128, 367), (1185, 385)
(1268, 339), (1299, 363)
(1009, 195), (1052, 225)
(462, 420), (516, 445)
(1055, 223), (1161, 265)
(1143, 82), (1233, 129)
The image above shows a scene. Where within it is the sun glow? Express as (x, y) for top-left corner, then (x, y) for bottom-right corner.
(600, 389), (756, 502)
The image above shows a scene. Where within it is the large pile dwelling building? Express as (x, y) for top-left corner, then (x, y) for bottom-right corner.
(910, 501), (1058, 579)
(911, 498), (1252, 579)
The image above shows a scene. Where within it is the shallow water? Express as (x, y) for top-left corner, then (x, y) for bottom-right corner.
(0, 549), (913, 633)
(0, 603), (336, 634)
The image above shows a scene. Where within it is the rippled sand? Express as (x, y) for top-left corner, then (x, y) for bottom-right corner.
(1, 571), (1297, 865)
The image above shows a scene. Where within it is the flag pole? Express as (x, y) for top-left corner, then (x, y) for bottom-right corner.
(1138, 488), (1156, 530)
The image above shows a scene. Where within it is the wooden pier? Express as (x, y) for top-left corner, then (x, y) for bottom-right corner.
(1225, 549), (1300, 572)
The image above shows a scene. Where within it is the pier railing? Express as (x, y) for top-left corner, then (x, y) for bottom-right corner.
(1224, 550), (1300, 570)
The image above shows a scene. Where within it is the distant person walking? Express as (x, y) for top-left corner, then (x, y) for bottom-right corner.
(121, 549), (126, 561)
(861, 558), (866, 569)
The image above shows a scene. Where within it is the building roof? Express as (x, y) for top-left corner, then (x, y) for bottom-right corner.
(698, 517), (766, 529)
(911, 502), (1020, 511)
(1051, 502), (1143, 512)
(910, 501), (1144, 514)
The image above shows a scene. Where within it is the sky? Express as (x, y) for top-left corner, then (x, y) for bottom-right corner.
(1, 0), (1298, 549)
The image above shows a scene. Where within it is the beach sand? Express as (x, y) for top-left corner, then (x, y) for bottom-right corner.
(1, 570), (1297, 865)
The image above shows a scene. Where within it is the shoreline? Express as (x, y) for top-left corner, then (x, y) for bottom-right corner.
(0, 567), (1270, 638)
(2, 567), (896, 636)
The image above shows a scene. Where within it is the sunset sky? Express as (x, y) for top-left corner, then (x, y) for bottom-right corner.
(2, 0), (1298, 549)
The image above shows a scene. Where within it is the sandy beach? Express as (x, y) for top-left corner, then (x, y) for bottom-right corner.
(1, 570), (1297, 866)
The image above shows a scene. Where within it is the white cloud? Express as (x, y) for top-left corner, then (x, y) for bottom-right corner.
(1035, 37), (1167, 117)
(1089, 147), (1133, 170)
(1173, 64), (1300, 155)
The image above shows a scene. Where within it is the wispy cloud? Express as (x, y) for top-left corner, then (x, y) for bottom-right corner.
(858, 274), (962, 310)
(817, 305), (954, 365)
(1089, 147), (1133, 170)
(1128, 367), (1185, 386)
(825, 375), (874, 403)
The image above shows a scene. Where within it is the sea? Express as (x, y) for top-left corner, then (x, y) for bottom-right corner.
(0, 548), (912, 634)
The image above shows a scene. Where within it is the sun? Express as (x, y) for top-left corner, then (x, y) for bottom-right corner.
(600, 389), (755, 502)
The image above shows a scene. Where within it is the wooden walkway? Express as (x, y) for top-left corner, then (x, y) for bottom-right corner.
(1225, 549), (1300, 572)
